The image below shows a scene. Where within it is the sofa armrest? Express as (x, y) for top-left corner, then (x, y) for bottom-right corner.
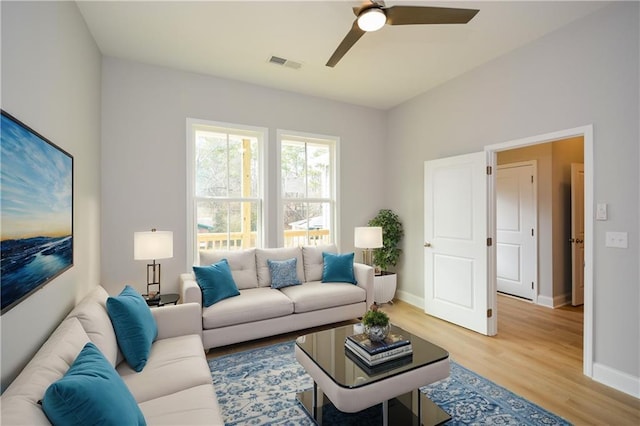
(180, 272), (202, 305)
(354, 263), (374, 310)
(152, 302), (202, 340)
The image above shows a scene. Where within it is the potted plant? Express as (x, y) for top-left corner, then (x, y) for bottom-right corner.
(362, 305), (390, 342)
(368, 209), (404, 272)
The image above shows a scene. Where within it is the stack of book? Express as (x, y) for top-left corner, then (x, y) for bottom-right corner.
(345, 332), (412, 368)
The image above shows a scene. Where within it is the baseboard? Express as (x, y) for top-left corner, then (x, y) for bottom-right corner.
(395, 290), (424, 310)
(536, 293), (571, 308)
(593, 362), (640, 398)
(536, 295), (554, 308)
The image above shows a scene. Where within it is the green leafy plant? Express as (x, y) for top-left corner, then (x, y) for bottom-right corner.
(362, 309), (389, 327)
(368, 209), (404, 271)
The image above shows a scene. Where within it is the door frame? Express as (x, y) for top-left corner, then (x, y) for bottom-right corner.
(496, 161), (538, 303)
(485, 125), (593, 378)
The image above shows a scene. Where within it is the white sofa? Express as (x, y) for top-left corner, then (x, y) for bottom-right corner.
(0, 286), (223, 425)
(180, 245), (374, 350)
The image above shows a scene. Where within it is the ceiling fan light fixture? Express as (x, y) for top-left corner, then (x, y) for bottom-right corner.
(357, 8), (386, 32)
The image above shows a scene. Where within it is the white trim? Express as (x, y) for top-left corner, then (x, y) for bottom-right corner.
(395, 290), (424, 309)
(185, 118), (196, 270)
(593, 362), (640, 398)
(485, 124), (594, 379)
(535, 295), (555, 309)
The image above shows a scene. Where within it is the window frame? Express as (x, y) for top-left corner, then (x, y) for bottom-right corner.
(186, 118), (268, 267)
(276, 129), (340, 248)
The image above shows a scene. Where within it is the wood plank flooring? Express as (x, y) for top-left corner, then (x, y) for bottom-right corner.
(207, 295), (640, 425)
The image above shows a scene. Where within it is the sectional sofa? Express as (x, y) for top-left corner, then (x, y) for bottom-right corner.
(180, 244), (374, 350)
(0, 286), (223, 425)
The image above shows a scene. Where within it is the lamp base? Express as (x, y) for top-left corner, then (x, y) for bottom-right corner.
(146, 261), (161, 298)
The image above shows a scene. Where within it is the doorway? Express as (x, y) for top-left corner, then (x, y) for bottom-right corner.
(423, 125), (593, 377)
(487, 125), (593, 377)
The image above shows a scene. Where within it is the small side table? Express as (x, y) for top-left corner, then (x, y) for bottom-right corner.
(143, 293), (180, 307)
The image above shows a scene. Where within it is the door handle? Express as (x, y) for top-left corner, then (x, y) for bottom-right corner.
(424, 242), (432, 247)
(569, 238), (575, 243)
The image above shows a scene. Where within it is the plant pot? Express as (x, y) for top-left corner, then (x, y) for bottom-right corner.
(365, 324), (390, 342)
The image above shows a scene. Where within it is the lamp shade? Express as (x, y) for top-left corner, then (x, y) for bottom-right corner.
(357, 8), (386, 32)
(134, 230), (173, 260)
(354, 227), (383, 249)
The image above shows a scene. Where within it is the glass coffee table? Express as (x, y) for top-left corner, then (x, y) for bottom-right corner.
(295, 323), (451, 426)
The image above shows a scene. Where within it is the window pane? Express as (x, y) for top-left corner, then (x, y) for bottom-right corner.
(283, 201), (331, 247)
(227, 135), (259, 198)
(195, 130), (228, 197)
(281, 141), (306, 198)
(308, 202), (332, 245)
(307, 143), (331, 198)
(196, 200), (258, 250)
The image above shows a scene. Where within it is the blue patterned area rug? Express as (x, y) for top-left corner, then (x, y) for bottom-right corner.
(209, 341), (571, 425)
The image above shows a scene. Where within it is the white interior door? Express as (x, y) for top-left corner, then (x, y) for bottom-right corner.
(571, 163), (585, 306)
(424, 152), (495, 335)
(496, 163), (537, 300)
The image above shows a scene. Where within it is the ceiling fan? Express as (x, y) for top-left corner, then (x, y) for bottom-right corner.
(326, 1), (480, 67)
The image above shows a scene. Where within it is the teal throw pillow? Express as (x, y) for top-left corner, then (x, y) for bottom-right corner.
(268, 257), (302, 289)
(42, 342), (146, 426)
(322, 252), (357, 284)
(106, 285), (157, 372)
(193, 259), (240, 307)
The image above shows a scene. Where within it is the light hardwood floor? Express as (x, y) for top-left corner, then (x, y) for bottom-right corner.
(208, 295), (640, 425)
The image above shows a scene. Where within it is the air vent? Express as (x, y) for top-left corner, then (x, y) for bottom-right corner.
(269, 55), (287, 65)
(268, 55), (302, 70)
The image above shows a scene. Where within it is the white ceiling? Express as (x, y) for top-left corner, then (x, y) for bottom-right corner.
(77, 1), (609, 110)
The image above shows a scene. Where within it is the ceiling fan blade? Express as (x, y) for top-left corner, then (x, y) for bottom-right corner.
(326, 20), (366, 67)
(385, 6), (479, 26)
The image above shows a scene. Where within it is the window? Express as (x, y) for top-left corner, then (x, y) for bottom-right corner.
(187, 119), (266, 266)
(278, 131), (338, 247)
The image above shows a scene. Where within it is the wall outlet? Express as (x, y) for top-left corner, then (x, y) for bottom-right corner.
(605, 231), (628, 248)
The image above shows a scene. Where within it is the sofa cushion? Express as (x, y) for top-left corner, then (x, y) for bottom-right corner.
(107, 285), (158, 372)
(302, 244), (338, 282)
(66, 286), (120, 367)
(256, 247), (304, 287)
(193, 259), (241, 306)
(117, 334), (213, 403)
(200, 248), (258, 290)
(322, 252), (357, 284)
(202, 287), (294, 329)
(138, 384), (224, 425)
(42, 342), (145, 426)
(279, 281), (366, 313)
(268, 257), (302, 289)
(0, 318), (90, 425)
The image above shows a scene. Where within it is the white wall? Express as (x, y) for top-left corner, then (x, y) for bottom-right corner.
(0, 1), (102, 390)
(100, 58), (386, 296)
(387, 1), (639, 390)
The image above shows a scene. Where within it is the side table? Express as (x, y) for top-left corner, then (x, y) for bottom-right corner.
(143, 293), (180, 307)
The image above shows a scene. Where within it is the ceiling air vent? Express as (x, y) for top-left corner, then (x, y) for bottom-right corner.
(268, 55), (302, 70)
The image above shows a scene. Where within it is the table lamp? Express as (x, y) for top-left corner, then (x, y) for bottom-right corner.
(354, 226), (383, 268)
(134, 229), (173, 299)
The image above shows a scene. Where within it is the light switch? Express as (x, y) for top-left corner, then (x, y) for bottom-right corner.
(605, 232), (628, 248)
(596, 203), (607, 220)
